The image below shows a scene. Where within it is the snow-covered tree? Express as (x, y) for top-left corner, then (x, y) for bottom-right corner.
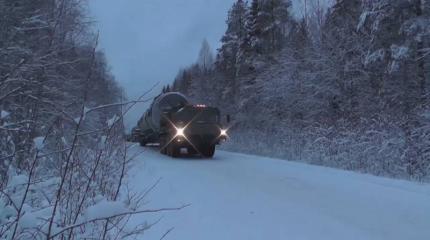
(0, 1), (162, 238)
(217, 0), (249, 76)
(197, 39), (215, 72)
(170, 0), (430, 181)
(247, 0), (293, 53)
(319, 0), (367, 117)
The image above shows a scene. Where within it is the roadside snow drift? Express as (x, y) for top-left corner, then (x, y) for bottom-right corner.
(126, 146), (430, 240)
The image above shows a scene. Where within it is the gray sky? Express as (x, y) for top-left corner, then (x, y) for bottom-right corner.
(89, 0), (330, 129)
(89, 0), (235, 129)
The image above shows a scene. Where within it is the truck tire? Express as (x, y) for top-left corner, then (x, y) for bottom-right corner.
(139, 139), (147, 147)
(201, 145), (215, 158)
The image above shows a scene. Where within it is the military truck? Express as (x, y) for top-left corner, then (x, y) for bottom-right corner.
(135, 92), (228, 158)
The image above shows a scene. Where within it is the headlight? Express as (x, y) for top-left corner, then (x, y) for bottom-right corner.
(220, 129), (228, 136)
(175, 127), (185, 137)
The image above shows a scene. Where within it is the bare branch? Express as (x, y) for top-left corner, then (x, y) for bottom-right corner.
(49, 205), (190, 239)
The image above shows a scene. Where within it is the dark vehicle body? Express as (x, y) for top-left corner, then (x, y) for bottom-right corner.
(127, 127), (142, 142)
(135, 92), (227, 157)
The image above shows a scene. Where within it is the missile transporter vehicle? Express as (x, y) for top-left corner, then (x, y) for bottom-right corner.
(135, 92), (228, 158)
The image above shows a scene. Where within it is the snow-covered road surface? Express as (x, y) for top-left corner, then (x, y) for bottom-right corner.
(126, 145), (430, 240)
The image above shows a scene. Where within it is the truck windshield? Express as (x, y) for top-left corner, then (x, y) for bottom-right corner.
(194, 112), (219, 123)
(175, 107), (219, 124)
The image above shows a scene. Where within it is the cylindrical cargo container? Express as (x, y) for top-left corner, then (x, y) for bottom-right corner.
(138, 92), (189, 135)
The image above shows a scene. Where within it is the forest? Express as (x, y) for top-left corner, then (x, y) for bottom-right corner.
(0, 0), (156, 239)
(170, 0), (430, 181)
(1, 0), (429, 239)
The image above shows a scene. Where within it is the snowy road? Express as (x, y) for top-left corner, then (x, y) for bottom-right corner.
(126, 145), (430, 240)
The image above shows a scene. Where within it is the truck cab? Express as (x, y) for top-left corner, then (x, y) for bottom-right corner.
(135, 92), (228, 158)
(160, 104), (227, 157)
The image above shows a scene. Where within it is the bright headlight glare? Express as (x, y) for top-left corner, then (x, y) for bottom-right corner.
(220, 129), (228, 136)
(175, 127), (185, 137)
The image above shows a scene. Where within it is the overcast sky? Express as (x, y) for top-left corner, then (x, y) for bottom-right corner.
(88, 0), (329, 129)
(89, 0), (237, 128)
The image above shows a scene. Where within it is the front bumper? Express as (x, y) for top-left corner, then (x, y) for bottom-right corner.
(172, 134), (225, 147)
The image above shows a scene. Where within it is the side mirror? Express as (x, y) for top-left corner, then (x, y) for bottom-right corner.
(226, 114), (231, 124)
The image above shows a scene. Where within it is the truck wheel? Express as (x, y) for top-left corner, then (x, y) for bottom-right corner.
(139, 139), (146, 147)
(201, 145), (215, 158)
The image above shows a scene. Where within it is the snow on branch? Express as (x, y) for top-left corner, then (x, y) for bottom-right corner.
(49, 204), (190, 239)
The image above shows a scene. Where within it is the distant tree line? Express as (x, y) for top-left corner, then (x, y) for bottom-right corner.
(170, 0), (430, 181)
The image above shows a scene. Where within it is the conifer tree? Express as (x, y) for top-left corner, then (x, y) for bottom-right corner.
(197, 39), (215, 72)
(217, 0), (249, 76)
(246, 0), (293, 54)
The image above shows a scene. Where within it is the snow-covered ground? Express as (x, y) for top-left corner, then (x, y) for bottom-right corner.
(126, 145), (430, 240)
